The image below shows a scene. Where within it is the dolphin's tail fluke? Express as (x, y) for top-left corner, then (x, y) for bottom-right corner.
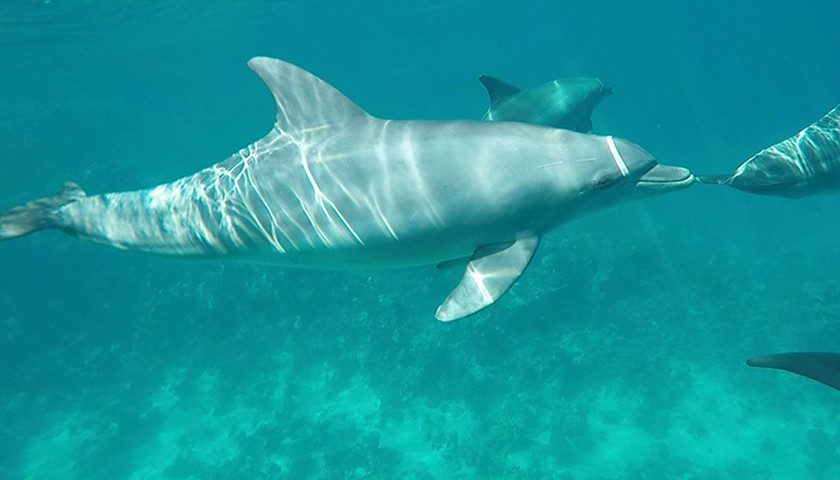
(694, 174), (731, 185)
(0, 183), (86, 240)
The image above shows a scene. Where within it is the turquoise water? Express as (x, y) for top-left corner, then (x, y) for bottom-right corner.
(1, 1), (839, 478)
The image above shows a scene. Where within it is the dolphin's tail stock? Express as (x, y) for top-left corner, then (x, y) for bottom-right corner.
(0, 182), (86, 240)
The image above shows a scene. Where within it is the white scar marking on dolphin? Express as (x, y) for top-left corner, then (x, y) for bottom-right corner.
(538, 157), (597, 169)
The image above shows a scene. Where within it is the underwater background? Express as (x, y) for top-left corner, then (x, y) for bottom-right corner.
(1, 1), (839, 478)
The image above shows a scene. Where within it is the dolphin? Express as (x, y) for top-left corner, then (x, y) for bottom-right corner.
(0, 57), (693, 321)
(479, 75), (612, 132)
(747, 352), (840, 392)
(698, 105), (840, 197)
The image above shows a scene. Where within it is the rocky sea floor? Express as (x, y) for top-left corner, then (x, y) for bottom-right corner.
(2, 196), (838, 479)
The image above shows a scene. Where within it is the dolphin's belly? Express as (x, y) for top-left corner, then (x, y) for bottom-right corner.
(221, 121), (575, 268)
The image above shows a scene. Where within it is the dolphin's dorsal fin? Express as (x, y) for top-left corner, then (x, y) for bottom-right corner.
(435, 232), (539, 321)
(478, 75), (521, 108)
(247, 57), (372, 135)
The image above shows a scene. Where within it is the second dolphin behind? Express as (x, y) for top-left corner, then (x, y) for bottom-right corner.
(479, 75), (612, 132)
(698, 105), (840, 197)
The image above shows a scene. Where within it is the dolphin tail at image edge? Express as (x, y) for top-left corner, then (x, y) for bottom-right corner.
(0, 182), (86, 240)
(747, 352), (840, 392)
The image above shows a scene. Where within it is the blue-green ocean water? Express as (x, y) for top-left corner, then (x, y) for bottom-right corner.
(1, 1), (839, 478)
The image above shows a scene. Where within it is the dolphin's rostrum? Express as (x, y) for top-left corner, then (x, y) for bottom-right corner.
(0, 57), (692, 320)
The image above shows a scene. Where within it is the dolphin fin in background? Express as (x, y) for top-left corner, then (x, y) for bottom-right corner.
(478, 74), (612, 132)
(478, 75), (522, 108)
(747, 352), (840, 391)
(436, 231), (539, 321)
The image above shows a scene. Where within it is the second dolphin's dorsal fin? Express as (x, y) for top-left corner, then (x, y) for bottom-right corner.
(247, 57), (372, 135)
(478, 75), (521, 108)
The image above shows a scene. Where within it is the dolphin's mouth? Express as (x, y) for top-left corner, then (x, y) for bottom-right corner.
(635, 164), (695, 191)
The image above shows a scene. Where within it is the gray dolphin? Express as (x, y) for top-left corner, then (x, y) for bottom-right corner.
(747, 352), (840, 392)
(0, 57), (692, 321)
(479, 75), (612, 132)
(698, 105), (840, 197)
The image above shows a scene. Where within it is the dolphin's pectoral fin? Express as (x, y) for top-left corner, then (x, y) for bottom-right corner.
(435, 232), (539, 321)
(247, 57), (372, 136)
(478, 75), (521, 108)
